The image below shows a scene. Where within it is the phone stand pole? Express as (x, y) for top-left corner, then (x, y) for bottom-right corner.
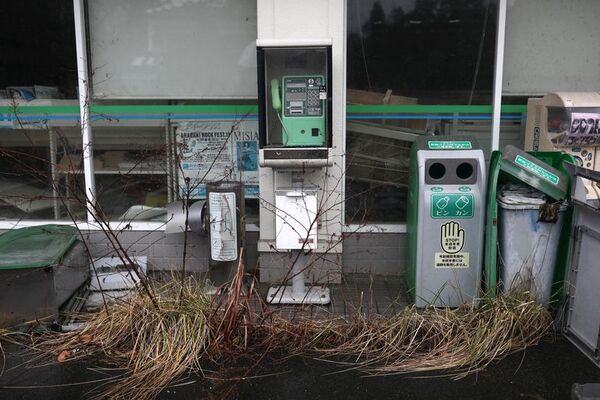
(267, 251), (330, 305)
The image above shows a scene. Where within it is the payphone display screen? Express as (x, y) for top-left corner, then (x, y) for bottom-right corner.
(283, 77), (324, 117)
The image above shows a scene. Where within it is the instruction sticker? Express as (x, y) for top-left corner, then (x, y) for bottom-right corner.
(428, 141), (472, 150)
(514, 155), (559, 185)
(431, 193), (474, 219)
(209, 192), (238, 262)
(436, 221), (469, 268)
(435, 253), (470, 268)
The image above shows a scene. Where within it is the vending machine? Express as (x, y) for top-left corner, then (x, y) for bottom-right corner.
(524, 92), (600, 199)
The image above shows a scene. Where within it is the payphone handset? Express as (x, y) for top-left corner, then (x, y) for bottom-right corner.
(270, 75), (326, 147)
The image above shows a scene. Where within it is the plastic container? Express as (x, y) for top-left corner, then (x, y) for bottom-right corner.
(572, 383), (600, 400)
(497, 185), (567, 305)
(0, 225), (89, 327)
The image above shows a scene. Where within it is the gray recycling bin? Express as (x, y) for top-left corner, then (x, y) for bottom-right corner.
(497, 184), (567, 305)
(407, 137), (486, 307)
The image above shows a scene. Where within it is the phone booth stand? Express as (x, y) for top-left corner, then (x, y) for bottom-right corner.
(255, 0), (346, 305)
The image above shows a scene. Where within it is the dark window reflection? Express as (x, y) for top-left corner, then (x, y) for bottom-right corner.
(348, 0), (497, 104)
(346, 0), (497, 224)
(0, 1), (77, 99)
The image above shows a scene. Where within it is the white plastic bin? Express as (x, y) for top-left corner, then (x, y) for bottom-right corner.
(497, 185), (566, 305)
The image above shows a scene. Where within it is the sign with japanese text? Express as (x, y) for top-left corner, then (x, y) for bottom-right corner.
(430, 193), (474, 219)
(176, 119), (259, 198)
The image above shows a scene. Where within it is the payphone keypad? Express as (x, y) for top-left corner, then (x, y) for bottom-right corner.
(284, 76), (323, 117)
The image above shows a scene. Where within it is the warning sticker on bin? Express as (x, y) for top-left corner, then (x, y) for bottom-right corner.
(431, 193), (474, 219)
(514, 155), (560, 185)
(435, 252), (470, 268)
(428, 141), (472, 150)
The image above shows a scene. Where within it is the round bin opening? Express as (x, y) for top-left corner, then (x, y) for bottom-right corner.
(428, 163), (446, 180)
(456, 162), (474, 180)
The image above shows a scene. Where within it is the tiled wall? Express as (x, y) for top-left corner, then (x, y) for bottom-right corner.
(341, 233), (406, 277)
(0, 229), (405, 280)
(83, 230), (405, 280)
(81, 230), (260, 273)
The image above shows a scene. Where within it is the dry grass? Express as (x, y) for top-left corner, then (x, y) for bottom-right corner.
(33, 279), (213, 399)
(317, 294), (552, 377)
(22, 267), (552, 400)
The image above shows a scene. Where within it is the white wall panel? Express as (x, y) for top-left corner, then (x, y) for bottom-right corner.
(88, 0), (257, 99)
(503, 0), (600, 95)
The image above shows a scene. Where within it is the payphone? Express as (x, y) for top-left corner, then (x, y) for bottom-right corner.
(255, 0), (345, 304)
(270, 76), (326, 147)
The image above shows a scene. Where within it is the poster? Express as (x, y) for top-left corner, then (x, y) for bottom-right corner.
(209, 192), (238, 262)
(560, 112), (600, 146)
(176, 119), (259, 198)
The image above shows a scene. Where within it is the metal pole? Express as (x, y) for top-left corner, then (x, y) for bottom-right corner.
(491, 0), (507, 152)
(49, 128), (60, 219)
(291, 250), (307, 296)
(166, 119), (172, 203)
(73, 0), (96, 224)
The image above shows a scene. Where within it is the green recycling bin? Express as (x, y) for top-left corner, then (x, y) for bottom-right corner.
(0, 225), (89, 327)
(407, 137), (486, 307)
(483, 146), (574, 306)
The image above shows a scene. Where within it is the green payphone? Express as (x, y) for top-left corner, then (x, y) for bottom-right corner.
(257, 46), (331, 154)
(270, 76), (326, 147)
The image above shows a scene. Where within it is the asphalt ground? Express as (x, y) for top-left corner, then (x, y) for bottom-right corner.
(0, 336), (599, 399)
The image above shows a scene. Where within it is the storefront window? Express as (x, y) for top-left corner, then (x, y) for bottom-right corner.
(89, 106), (260, 225)
(87, 0), (257, 99)
(90, 120), (169, 222)
(346, 0), (497, 223)
(0, 1), (77, 100)
(0, 124), (87, 221)
(0, 1), (81, 222)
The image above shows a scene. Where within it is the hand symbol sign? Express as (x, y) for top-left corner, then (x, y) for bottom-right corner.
(440, 221), (465, 254)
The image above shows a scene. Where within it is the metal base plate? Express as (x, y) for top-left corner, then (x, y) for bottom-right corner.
(267, 286), (330, 305)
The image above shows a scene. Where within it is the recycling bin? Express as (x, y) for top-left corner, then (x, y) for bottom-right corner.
(0, 225), (89, 327)
(497, 184), (567, 305)
(407, 137), (486, 307)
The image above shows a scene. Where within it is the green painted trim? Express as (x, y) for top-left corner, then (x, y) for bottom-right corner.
(0, 104), (528, 115)
(346, 104), (527, 114)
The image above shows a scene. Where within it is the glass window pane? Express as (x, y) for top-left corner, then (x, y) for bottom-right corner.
(346, 0), (497, 224)
(0, 1), (77, 99)
(91, 120), (169, 223)
(87, 0), (257, 99)
(0, 125), (87, 221)
(89, 106), (260, 225)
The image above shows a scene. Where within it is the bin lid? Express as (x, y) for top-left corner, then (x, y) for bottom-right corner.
(0, 225), (78, 270)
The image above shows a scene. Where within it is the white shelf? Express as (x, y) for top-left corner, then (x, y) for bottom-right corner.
(57, 169), (167, 175)
(95, 169), (167, 175)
